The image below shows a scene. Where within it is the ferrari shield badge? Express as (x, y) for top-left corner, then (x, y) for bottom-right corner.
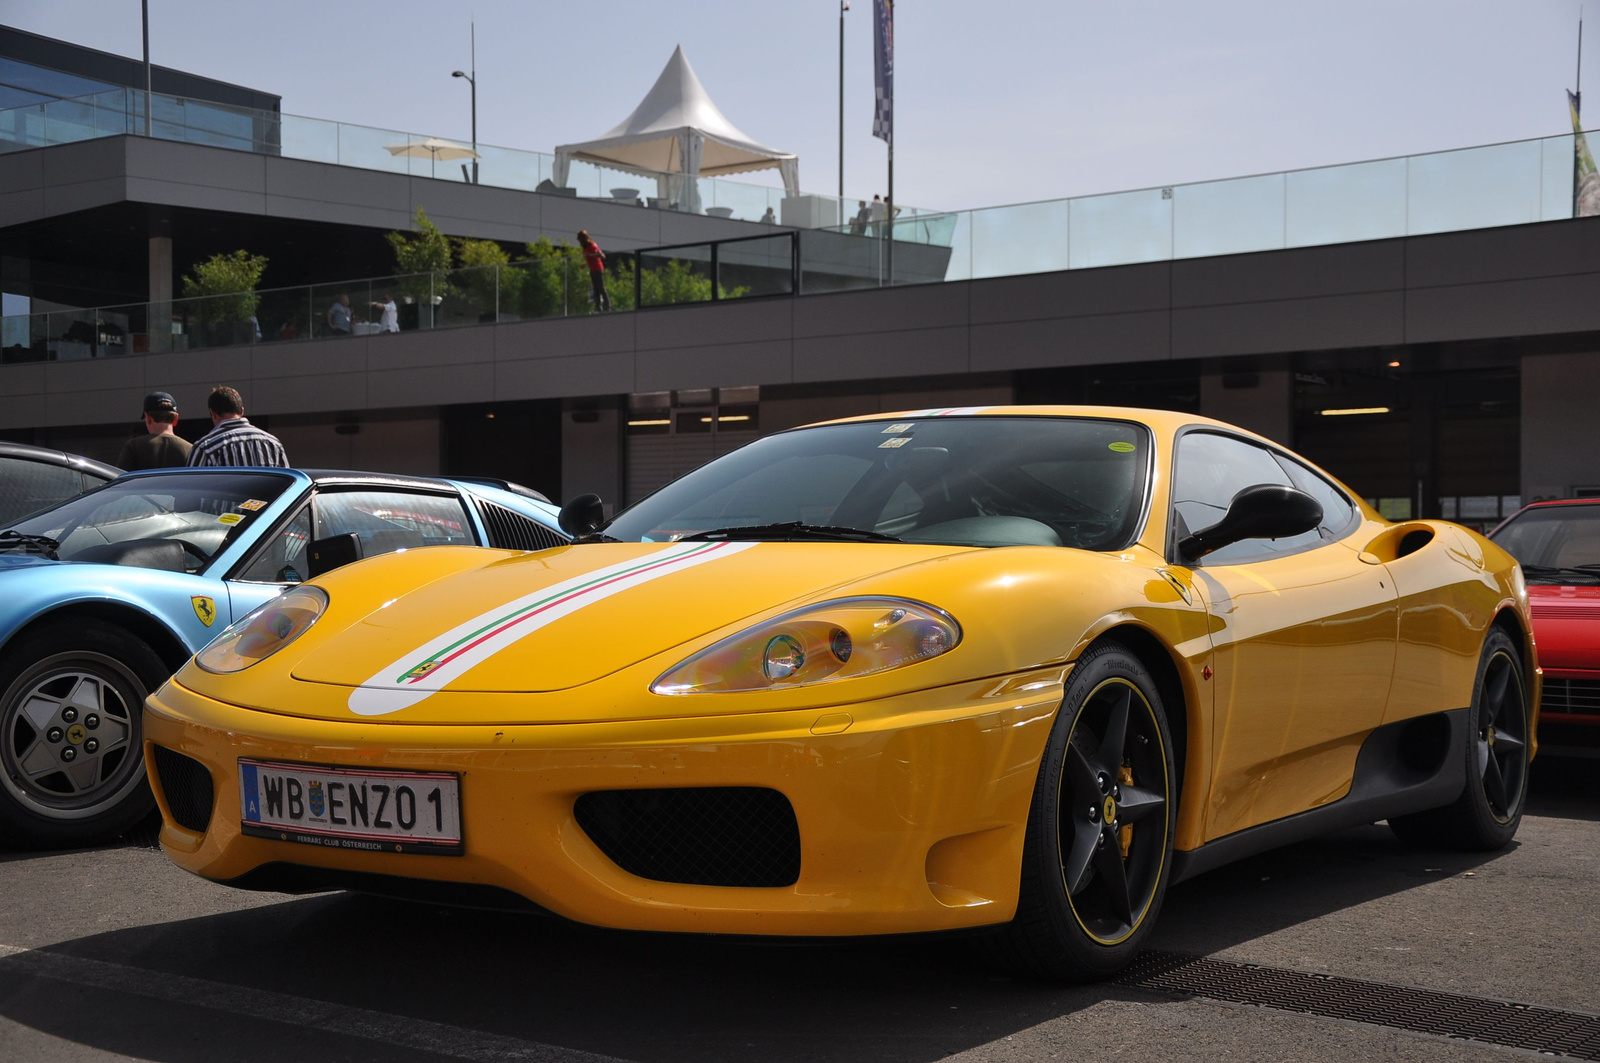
(191, 595), (217, 627)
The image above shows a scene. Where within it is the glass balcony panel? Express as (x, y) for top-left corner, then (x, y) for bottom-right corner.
(1406, 139), (1543, 235)
(562, 160), (606, 199)
(281, 114), (340, 164)
(0, 102), (46, 151)
(971, 200), (1070, 279)
(798, 227), (892, 292)
(336, 125), (429, 176)
(1540, 133), (1581, 221)
(1173, 173), (1286, 259)
(253, 286), (313, 342)
(1285, 157), (1408, 247)
(717, 235), (794, 298)
(1068, 188), (1173, 269)
(473, 145), (543, 192)
(638, 246), (714, 307)
(94, 304), (144, 357)
(702, 179), (779, 223)
(438, 265), (501, 326)
(44, 308), (98, 360)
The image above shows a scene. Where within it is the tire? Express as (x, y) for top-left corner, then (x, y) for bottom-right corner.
(1389, 627), (1530, 852)
(0, 620), (164, 849)
(991, 640), (1177, 981)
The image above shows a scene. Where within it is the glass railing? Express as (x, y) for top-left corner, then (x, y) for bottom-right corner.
(816, 130), (1587, 281)
(0, 255), (638, 362)
(0, 87), (931, 228)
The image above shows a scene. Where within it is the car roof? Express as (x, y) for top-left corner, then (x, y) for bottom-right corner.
(0, 440), (121, 480)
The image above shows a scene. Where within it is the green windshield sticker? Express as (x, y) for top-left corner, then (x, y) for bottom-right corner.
(1108, 441), (1136, 453)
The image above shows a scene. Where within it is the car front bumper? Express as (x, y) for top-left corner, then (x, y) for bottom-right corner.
(143, 668), (1066, 936)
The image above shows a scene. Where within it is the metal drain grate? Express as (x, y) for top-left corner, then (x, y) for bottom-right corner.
(1118, 951), (1600, 1060)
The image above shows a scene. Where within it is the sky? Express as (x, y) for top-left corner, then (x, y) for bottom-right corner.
(6, 0), (1595, 212)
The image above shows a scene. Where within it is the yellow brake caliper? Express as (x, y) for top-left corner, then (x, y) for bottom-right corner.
(1118, 764), (1135, 858)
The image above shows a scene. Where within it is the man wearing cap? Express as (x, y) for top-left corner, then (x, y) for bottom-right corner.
(116, 391), (193, 470)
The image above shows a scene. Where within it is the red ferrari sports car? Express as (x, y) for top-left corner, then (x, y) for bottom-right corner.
(1490, 499), (1600, 726)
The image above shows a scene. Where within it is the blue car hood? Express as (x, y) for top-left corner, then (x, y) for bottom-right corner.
(0, 553), (58, 572)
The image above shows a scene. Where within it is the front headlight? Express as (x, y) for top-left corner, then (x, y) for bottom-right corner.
(652, 597), (961, 694)
(196, 586), (328, 674)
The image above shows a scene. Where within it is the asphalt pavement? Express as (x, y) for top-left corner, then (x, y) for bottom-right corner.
(0, 754), (1594, 1063)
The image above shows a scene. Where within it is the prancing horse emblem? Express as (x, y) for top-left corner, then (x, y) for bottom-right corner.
(191, 595), (217, 627)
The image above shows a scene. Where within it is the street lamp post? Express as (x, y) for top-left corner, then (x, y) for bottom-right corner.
(451, 22), (477, 184)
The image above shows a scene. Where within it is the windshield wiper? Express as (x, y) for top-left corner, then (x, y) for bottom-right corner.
(681, 522), (903, 544)
(1520, 563), (1600, 583)
(0, 531), (60, 560)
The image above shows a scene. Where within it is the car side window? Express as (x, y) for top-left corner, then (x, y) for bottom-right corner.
(0, 456), (83, 526)
(1275, 455), (1356, 541)
(1171, 432), (1322, 564)
(314, 490), (476, 558)
(233, 506), (313, 584)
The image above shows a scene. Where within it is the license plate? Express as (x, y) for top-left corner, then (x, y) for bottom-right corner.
(238, 759), (462, 855)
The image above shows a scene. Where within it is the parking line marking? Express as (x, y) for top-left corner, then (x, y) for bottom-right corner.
(0, 943), (628, 1062)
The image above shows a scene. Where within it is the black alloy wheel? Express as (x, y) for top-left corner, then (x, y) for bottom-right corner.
(1390, 627), (1530, 851)
(0, 621), (163, 848)
(996, 641), (1176, 980)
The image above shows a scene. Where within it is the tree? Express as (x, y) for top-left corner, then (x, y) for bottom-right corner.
(180, 250), (269, 332)
(516, 236), (587, 318)
(384, 207), (454, 313)
(454, 236), (514, 321)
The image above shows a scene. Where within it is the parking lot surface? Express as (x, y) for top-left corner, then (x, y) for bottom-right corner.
(0, 755), (1594, 1063)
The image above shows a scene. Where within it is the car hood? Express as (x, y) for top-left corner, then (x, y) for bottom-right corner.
(288, 541), (969, 715)
(0, 553), (58, 572)
(1527, 584), (1600, 671)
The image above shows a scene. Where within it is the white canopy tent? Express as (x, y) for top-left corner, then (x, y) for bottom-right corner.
(553, 46), (799, 213)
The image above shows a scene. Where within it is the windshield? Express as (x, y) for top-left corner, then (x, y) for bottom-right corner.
(604, 416), (1151, 550)
(4, 471), (296, 571)
(1490, 503), (1600, 582)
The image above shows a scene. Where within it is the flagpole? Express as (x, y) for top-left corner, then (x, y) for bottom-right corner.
(839, 1), (847, 209)
(1577, 11), (1585, 217)
(887, 132), (894, 285)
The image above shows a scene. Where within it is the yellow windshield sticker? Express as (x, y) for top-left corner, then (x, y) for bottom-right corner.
(1108, 441), (1136, 453)
(217, 512), (243, 525)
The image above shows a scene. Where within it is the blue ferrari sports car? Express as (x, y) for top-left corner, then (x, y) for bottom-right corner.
(0, 467), (567, 848)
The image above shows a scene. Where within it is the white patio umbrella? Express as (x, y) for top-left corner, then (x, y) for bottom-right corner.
(385, 137), (481, 180)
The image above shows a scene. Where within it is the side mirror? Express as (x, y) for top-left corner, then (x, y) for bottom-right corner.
(1178, 484), (1323, 562)
(558, 493), (608, 537)
(307, 532), (363, 578)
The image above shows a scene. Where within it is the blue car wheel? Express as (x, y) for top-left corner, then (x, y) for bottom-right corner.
(0, 620), (162, 848)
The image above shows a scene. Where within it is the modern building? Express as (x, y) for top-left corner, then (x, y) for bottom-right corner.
(3, 27), (1599, 530)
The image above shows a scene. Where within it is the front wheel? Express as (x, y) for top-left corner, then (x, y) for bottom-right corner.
(1389, 627), (1530, 851)
(0, 621), (164, 848)
(992, 641), (1177, 981)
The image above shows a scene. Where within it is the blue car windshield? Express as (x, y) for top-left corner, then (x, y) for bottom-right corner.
(603, 416), (1152, 551)
(5, 471), (295, 568)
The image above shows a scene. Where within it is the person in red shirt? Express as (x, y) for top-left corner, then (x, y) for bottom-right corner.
(577, 230), (611, 312)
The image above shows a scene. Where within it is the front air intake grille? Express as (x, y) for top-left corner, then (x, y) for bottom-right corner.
(151, 745), (214, 833)
(1541, 678), (1600, 717)
(472, 497), (568, 552)
(574, 787), (801, 887)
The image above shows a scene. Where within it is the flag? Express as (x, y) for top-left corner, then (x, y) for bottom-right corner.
(873, 0), (893, 143)
(1569, 90), (1600, 217)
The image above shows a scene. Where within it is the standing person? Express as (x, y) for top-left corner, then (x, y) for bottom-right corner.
(577, 230), (610, 312)
(116, 391), (192, 470)
(326, 293), (352, 336)
(851, 200), (870, 235)
(868, 194), (886, 238)
(187, 386), (289, 468)
(370, 292), (399, 333)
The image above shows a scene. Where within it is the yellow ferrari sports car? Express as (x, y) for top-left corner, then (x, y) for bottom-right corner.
(144, 406), (1536, 980)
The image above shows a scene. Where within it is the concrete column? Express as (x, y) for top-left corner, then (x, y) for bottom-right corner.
(1199, 369), (1292, 445)
(148, 231), (173, 354)
(1522, 351), (1600, 501)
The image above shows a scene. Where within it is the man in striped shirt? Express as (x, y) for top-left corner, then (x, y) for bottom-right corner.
(186, 386), (290, 468)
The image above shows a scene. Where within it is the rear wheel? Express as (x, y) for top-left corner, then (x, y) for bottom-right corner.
(0, 621), (163, 848)
(993, 641), (1176, 981)
(1389, 627), (1529, 851)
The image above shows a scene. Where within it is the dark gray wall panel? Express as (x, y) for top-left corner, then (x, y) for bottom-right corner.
(363, 328), (489, 372)
(127, 137), (265, 193)
(250, 339), (368, 380)
(969, 261), (1169, 324)
(972, 311), (1171, 370)
(793, 325), (967, 382)
(495, 350), (635, 398)
(635, 338), (792, 392)
(250, 371), (367, 413)
(634, 298), (793, 350)
(794, 283), (968, 337)
(367, 362), (493, 409)
(1406, 217), (1600, 288)
(1172, 240), (1404, 305)
(1405, 273), (1600, 342)
(1174, 291), (1405, 358)
(495, 314), (636, 361)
